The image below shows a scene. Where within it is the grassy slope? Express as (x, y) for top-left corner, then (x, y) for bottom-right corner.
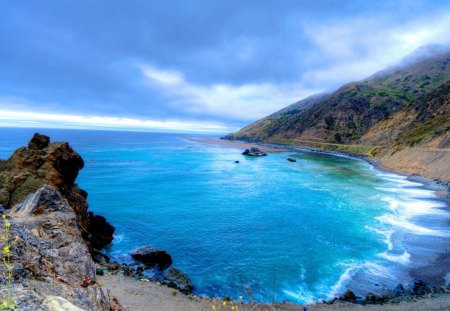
(227, 48), (450, 146)
(227, 48), (450, 181)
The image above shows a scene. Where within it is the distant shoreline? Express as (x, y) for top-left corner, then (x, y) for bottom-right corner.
(187, 135), (450, 305)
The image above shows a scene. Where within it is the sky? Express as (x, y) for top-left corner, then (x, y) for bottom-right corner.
(1, 0), (450, 133)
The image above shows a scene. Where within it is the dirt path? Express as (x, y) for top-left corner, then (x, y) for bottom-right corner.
(99, 275), (450, 311)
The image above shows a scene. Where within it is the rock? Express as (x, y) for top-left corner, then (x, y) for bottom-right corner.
(287, 157), (297, 162)
(340, 290), (356, 302)
(96, 268), (105, 276)
(365, 292), (385, 304)
(412, 279), (428, 295)
(3, 185), (113, 310)
(28, 133), (50, 150)
(41, 295), (86, 311)
(86, 213), (115, 250)
(131, 246), (172, 269)
(0, 134), (114, 251)
(162, 267), (194, 294)
(242, 147), (267, 156)
(393, 283), (405, 297)
(234, 160), (239, 163)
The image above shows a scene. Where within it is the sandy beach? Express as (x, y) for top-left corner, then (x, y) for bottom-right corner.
(100, 274), (450, 311)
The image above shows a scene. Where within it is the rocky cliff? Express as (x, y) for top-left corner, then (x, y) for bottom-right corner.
(0, 185), (120, 310)
(0, 133), (114, 251)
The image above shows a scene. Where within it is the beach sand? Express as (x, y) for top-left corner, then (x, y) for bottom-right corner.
(100, 274), (450, 311)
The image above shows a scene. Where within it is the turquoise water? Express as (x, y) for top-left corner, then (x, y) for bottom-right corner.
(1, 128), (449, 303)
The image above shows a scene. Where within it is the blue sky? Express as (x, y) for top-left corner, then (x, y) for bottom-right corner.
(1, 0), (450, 133)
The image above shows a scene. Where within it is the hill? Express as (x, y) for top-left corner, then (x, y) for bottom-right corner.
(226, 47), (450, 182)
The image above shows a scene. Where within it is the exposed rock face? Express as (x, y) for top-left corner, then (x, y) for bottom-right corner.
(2, 185), (112, 310)
(162, 267), (194, 294)
(131, 246), (173, 269)
(0, 133), (114, 251)
(242, 147), (267, 156)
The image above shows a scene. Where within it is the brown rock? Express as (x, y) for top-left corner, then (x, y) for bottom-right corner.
(0, 134), (114, 251)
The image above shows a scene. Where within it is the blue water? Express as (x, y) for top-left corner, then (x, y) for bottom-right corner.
(1, 128), (449, 303)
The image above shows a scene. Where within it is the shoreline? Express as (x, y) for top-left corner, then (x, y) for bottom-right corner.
(184, 135), (450, 305)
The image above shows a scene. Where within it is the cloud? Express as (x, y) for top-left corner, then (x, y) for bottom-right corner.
(0, 105), (235, 134)
(300, 10), (450, 88)
(140, 65), (320, 121)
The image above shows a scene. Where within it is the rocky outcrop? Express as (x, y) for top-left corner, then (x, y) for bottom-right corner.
(242, 147), (267, 156)
(0, 133), (114, 251)
(162, 267), (194, 294)
(131, 246), (173, 269)
(2, 185), (113, 310)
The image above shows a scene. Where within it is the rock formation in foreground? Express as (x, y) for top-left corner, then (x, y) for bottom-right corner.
(0, 185), (119, 310)
(0, 133), (114, 251)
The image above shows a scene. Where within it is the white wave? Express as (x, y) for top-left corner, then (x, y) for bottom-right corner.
(377, 251), (411, 264)
(380, 197), (445, 216)
(365, 225), (393, 250)
(283, 287), (315, 304)
(329, 265), (357, 297)
(377, 215), (449, 237)
(377, 187), (435, 198)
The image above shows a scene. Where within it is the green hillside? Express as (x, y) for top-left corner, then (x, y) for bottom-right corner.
(226, 48), (450, 151)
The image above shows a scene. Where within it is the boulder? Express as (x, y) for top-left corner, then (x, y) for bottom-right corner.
(130, 246), (172, 269)
(340, 290), (356, 302)
(41, 296), (86, 311)
(287, 157), (297, 162)
(0, 134), (114, 251)
(162, 267), (193, 294)
(4, 185), (113, 310)
(242, 147), (267, 156)
(28, 133), (50, 150)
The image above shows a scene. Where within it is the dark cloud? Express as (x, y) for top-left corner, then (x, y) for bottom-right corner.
(0, 0), (449, 128)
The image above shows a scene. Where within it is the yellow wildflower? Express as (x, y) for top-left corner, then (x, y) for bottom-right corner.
(4, 246), (9, 253)
(1, 215), (6, 220)
(222, 301), (227, 306)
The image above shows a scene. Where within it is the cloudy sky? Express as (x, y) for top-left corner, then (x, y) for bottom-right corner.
(1, 0), (450, 133)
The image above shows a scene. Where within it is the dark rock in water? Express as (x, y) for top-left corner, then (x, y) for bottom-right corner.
(27, 133), (50, 150)
(131, 246), (173, 269)
(287, 157), (297, 162)
(242, 147), (267, 156)
(87, 213), (115, 249)
(340, 290), (356, 302)
(365, 292), (385, 304)
(162, 267), (194, 294)
(5, 185), (114, 309)
(393, 283), (405, 297)
(412, 279), (428, 295)
(234, 160), (239, 163)
(0, 134), (115, 252)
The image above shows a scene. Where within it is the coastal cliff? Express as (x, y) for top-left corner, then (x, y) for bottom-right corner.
(226, 47), (450, 184)
(0, 134), (118, 310)
(0, 133), (114, 251)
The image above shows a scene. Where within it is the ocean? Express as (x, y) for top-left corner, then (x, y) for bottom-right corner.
(1, 127), (449, 303)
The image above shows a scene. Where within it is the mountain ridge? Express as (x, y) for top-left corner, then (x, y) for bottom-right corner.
(226, 46), (450, 182)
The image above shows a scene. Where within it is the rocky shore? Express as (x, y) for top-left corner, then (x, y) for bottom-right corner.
(0, 133), (449, 310)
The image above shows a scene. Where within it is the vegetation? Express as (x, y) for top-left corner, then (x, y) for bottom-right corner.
(226, 48), (450, 155)
(0, 215), (19, 310)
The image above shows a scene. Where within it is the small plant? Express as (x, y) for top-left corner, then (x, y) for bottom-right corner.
(0, 214), (19, 310)
(172, 289), (177, 296)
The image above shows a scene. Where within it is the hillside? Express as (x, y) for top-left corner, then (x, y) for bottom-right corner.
(226, 47), (450, 182)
